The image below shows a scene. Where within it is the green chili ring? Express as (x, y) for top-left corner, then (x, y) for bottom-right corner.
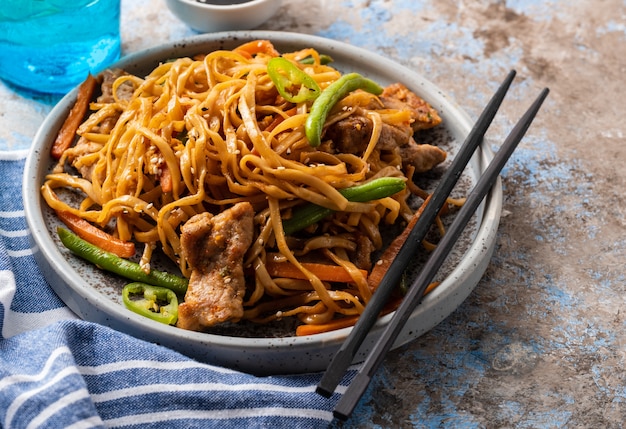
(304, 72), (383, 147)
(267, 57), (321, 104)
(122, 282), (178, 325)
(282, 176), (406, 235)
(57, 227), (188, 295)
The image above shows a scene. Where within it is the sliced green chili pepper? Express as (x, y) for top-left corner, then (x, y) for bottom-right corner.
(267, 57), (321, 103)
(122, 282), (178, 325)
(57, 227), (188, 295)
(299, 54), (334, 65)
(304, 72), (384, 147)
(282, 177), (406, 235)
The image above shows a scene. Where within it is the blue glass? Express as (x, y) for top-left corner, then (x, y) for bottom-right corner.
(0, 0), (120, 97)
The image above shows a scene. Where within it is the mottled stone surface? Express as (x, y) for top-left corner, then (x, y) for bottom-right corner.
(2, 0), (625, 427)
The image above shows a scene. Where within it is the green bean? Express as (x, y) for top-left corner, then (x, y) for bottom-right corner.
(304, 72), (383, 147)
(57, 227), (188, 295)
(335, 177), (406, 202)
(282, 177), (406, 235)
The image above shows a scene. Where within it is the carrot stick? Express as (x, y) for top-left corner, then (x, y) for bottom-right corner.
(265, 260), (368, 284)
(51, 74), (98, 159)
(56, 210), (135, 258)
(296, 316), (359, 336)
(295, 281), (440, 336)
(367, 194), (432, 292)
(234, 40), (280, 59)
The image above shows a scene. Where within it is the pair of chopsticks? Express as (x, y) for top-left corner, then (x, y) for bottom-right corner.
(316, 70), (549, 420)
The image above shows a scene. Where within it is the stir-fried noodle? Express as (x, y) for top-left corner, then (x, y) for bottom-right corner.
(42, 40), (452, 333)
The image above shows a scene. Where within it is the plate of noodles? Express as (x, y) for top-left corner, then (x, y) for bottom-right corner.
(23, 31), (502, 375)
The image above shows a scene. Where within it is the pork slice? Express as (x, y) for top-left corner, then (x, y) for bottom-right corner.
(177, 202), (255, 331)
(352, 233), (375, 271)
(90, 69), (134, 135)
(323, 83), (445, 169)
(324, 109), (446, 173)
(97, 68), (134, 104)
(324, 109), (412, 154)
(323, 113), (372, 154)
(399, 139), (447, 173)
(68, 137), (103, 181)
(381, 83), (442, 132)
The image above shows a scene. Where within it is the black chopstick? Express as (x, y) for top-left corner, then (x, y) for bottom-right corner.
(333, 86), (550, 420)
(316, 70), (518, 398)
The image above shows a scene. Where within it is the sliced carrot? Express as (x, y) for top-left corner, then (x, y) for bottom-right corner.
(265, 260), (368, 284)
(367, 194), (432, 292)
(56, 210), (135, 258)
(51, 74), (98, 159)
(296, 316), (359, 336)
(233, 40), (280, 59)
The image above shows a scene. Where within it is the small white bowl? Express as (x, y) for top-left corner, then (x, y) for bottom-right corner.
(165, 0), (282, 33)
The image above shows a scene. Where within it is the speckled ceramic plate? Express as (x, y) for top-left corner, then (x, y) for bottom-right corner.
(23, 31), (502, 375)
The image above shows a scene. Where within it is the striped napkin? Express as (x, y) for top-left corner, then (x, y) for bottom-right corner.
(0, 153), (351, 428)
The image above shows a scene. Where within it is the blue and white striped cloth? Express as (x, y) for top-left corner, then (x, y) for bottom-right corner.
(0, 152), (352, 428)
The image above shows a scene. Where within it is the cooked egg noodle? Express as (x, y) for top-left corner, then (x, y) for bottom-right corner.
(41, 41), (440, 329)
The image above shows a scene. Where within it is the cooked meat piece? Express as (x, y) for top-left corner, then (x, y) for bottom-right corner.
(91, 68), (134, 135)
(67, 138), (103, 180)
(324, 109), (413, 155)
(399, 140), (447, 173)
(381, 83), (442, 132)
(324, 112), (371, 154)
(352, 233), (375, 271)
(322, 83), (446, 173)
(177, 202), (255, 331)
(377, 122), (413, 151)
(324, 115), (445, 174)
(98, 68), (134, 104)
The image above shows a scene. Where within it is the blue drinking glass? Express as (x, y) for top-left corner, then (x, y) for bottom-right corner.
(0, 0), (121, 97)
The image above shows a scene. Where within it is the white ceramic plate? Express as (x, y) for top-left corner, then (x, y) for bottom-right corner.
(23, 31), (501, 375)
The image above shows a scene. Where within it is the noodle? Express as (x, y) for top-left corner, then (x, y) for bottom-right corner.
(42, 40), (449, 332)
